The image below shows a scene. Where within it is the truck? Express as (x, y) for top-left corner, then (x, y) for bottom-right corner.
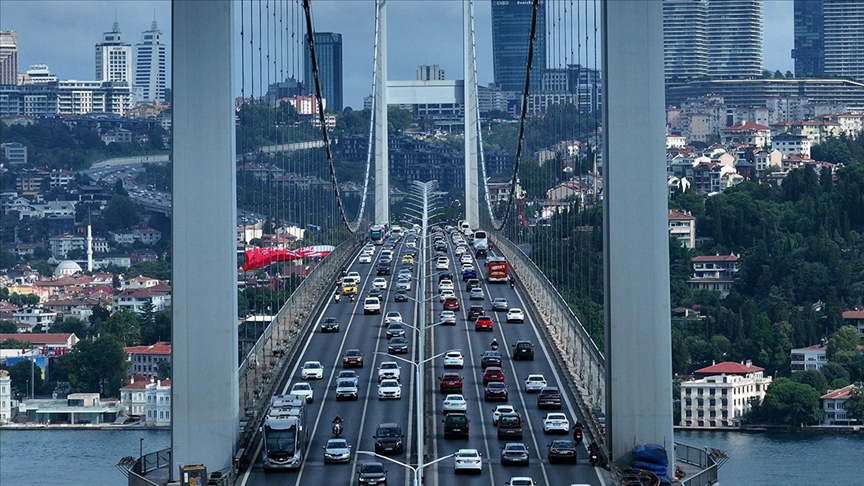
(486, 256), (509, 283)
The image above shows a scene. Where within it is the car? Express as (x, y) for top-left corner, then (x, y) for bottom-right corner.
(467, 305), (486, 320)
(372, 277), (388, 290)
(443, 350), (465, 368)
(397, 267), (412, 278)
(439, 311), (457, 325)
(335, 378), (359, 400)
(387, 337), (409, 354)
(323, 438), (352, 463)
(460, 253), (473, 264)
(547, 440), (578, 464)
(347, 271), (361, 280)
(321, 316), (340, 332)
(378, 254), (393, 264)
(377, 361), (401, 382)
(357, 461), (387, 485)
(359, 253), (373, 264)
(394, 290), (409, 302)
(436, 258), (450, 271)
(543, 412), (571, 433)
(462, 269), (477, 281)
(475, 247), (488, 259)
(465, 278), (481, 291)
(401, 255), (414, 264)
(438, 279), (454, 291)
(483, 367), (505, 385)
(475, 316), (494, 331)
(480, 350), (502, 368)
(524, 374), (547, 392)
(506, 478), (537, 486)
(454, 448), (482, 474)
(386, 322), (405, 339)
(342, 349), (364, 368)
(301, 361), (324, 380)
(439, 372), (463, 393)
(496, 412), (524, 439)
(469, 287), (485, 300)
(377, 379), (402, 400)
(342, 279), (359, 295)
(492, 297), (510, 311)
(443, 297), (460, 311)
(537, 387), (563, 409)
(461, 264), (476, 275)
(441, 411), (470, 438)
(512, 341), (534, 360)
(289, 382), (314, 403)
(484, 381), (509, 401)
(438, 272), (454, 283)
(500, 443), (530, 466)
(384, 311), (403, 325)
(455, 246), (468, 257)
(439, 289), (456, 302)
(364, 297), (381, 315)
(395, 279), (411, 291)
(373, 423), (404, 455)
(367, 287), (384, 300)
(443, 394), (468, 413)
(506, 308), (525, 323)
(492, 404), (517, 424)
(337, 370), (359, 385)
(376, 263), (391, 275)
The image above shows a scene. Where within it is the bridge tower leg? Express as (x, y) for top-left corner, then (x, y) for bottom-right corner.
(601, 0), (674, 473)
(463, 0), (479, 228)
(374, 0), (390, 224)
(172, 0), (239, 478)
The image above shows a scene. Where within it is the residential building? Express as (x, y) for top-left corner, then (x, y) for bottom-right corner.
(17, 393), (125, 424)
(0, 333), (79, 352)
(264, 78), (304, 107)
(792, 0), (825, 77)
(795, 1), (864, 81)
(417, 65), (445, 81)
(668, 209), (696, 249)
(144, 378), (171, 426)
(772, 133), (811, 158)
(95, 22), (132, 84)
(680, 361), (772, 428)
(57, 80), (133, 116)
(119, 376), (149, 418)
(666, 78), (864, 110)
(20, 63), (58, 85)
(790, 342), (828, 372)
(0, 370), (17, 424)
(1, 142), (27, 165)
(304, 32), (343, 112)
(49, 170), (76, 189)
(491, 0), (546, 92)
(820, 385), (861, 426)
(663, 0), (709, 87)
(842, 310), (864, 339)
(134, 20), (167, 103)
(12, 306), (57, 331)
(122, 276), (161, 290)
(720, 121), (771, 147)
(819, 112), (864, 137)
(688, 253), (740, 297)
(113, 289), (167, 314)
(0, 31), (18, 85)
(707, 0), (763, 79)
(49, 234), (109, 259)
(124, 342), (171, 379)
(770, 120), (839, 145)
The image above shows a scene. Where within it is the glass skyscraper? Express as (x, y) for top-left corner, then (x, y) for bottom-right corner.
(304, 32), (343, 112)
(491, 0), (546, 92)
(793, 0), (864, 81)
(792, 0), (825, 77)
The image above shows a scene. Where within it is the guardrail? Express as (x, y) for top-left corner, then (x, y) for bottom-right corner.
(676, 442), (722, 486)
(124, 448), (171, 486)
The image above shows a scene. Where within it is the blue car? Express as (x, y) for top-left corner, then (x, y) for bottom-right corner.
(462, 270), (477, 281)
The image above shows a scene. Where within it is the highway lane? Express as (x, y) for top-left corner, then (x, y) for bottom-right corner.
(240, 229), (607, 486)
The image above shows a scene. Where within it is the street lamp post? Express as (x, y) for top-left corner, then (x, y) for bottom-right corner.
(138, 436), (144, 474)
(356, 450), (455, 486)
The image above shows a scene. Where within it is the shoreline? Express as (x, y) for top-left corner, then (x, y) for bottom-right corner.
(674, 424), (863, 434)
(0, 423), (169, 431)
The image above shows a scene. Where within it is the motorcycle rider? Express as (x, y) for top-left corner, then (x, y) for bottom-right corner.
(332, 415), (343, 436)
(588, 440), (599, 454)
(332, 415), (344, 424)
(334, 291), (341, 303)
(509, 276), (515, 289)
(490, 338), (499, 351)
(573, 420), (584, 438)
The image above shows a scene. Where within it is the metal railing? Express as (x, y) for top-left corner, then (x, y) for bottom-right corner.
(124, 448), (171, 486)
(675, 442), (723, 486)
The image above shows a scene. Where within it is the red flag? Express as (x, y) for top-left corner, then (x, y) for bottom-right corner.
(243, 245), (334, 271)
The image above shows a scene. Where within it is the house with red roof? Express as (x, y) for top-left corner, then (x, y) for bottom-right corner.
(842, 310), (864, 339)
(680, 360), (772, 428)
(687, 253), (740, 298)
(820, 385), (861, 426)
(124, 342), (171, 379)
(720, 121), (771, 148)
(119, 375), (151, 418)
(668, 209), (696, 249)
(113, 289), (168, 314)
(790, 343), (828, 372)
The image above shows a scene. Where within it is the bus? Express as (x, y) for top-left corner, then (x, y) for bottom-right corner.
(370, 225), (385, 245)
(472, 230), (488, 250)
(487, 256), (509, 283)
(262, 395), (307, 470)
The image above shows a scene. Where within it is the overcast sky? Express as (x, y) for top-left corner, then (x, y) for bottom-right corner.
(1, 0), (794, 110)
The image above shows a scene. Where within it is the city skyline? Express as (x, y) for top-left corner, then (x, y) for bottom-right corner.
(2, 0), (794, 110)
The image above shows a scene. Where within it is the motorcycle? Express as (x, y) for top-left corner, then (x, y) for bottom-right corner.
(334, 293), (341, 303)
(589, 449), (599, 466)
(332, 422), (343, 437)
(509, 279), (515, 289)
(573, 428), (583, 445)
(490, 340), (499, 351)
(349, 293), (355, 302)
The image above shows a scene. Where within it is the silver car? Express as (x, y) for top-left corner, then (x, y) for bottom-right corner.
(323, 438), (352, 463)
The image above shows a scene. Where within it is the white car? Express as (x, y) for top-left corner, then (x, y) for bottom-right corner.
(443, 394), (468, 413)
(359, 253), (373, 263)
(347, 271), (361, 281)
(524, 374), (547, 393)
(438, 279), (454, 291)
(439, 289), (456, 302)
(491, 404), (517, 425)
(384, 311), (403, 325)
(542, 412), (570, 433)
(301, 361), (324, 380)
(289, 382), (314, 403)
(436, 258), (450, 271)
(373, 277), (388, 290)
(364, 297), (381, 315)
(396, 278), (411, 291)
(378, 379), (402, 399)
(460, 264), (475, 274)
(460, 254), (473, 264)
(439, 311), (457, 325)
(469, 287), (485, 300)
(506, 308), (525, 323)
(336, 370), (359, 386)
(506, 478), (537, 486)
(454, 448), (482, 474)
(455, 246), (468, 256)
(377, 361), (402, 382)
(443, 351), (464, 369)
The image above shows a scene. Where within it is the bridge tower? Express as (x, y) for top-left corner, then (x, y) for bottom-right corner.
(373, 0), (480, 227)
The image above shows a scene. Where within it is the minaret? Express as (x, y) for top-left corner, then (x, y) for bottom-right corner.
(87, 217), (94, 272)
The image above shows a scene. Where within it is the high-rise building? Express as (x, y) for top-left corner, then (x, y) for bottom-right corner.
(417, 65), (445, 81)
(663, 0), (762, 84)
(134, 20), (167, 103)
(95, 22), (132, 84)
(304, 32), (343, 112)
(792, 0), (825, 77)
(0, 31), (18, 85)
(823, 1), (864, 82)
(491, 0), (546, 92)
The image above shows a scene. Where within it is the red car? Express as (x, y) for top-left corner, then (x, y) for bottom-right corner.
(482, 366), (505, 385)
(474, 316), (494, 331)
(439, 372), (463, 393)
(443, 297), (461, 311)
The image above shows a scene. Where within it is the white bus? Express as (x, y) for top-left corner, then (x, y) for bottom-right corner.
(262, 395), (307, 470)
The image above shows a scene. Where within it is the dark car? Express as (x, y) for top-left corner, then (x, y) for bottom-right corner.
(439, 372), (463, 393)
(342, 349), (364, 368)
(438, 273), (454, 283)
(475, 316), (494, 332)
(537, 387), (563, 409)
(482, 367), (505, 385)
(368, 287), (384, 300)
(443, 298), (460, 311)
(512, 341), (534, 360)
(467, 305), (486, 320)
(462, 269), (477, 281)
(394, 290), (409, 302)
(386, 323), (405, 339)
(547, 439), (578, 464)
(465, 278), (481, 291)
(320, 316), (340, 333)
(358, 461), (387, 485)
(484, 381), (509, 401)
(496, 412), (523, 439)
(500, 442), (530, 466)
(475, 247), (487, 259)
(442, 412), (470, 439)
(480, 350), (502, 369)
(387, 337), (409, 354)
(373, 423), (404, 455)
(376, 263), (391, 275)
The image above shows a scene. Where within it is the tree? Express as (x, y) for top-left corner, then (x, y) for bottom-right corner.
(0, 320), (17, 334)
(50, 316), (88, 336)
(99, 194), (140, 232)
(790, 369), (829, 395)
(8, 359), (46, 397)
(156, 359), (172, 380)
(845, 386), (864, 422)
(9, 293), (40, 306)
(759, 378), (823, 426)
(103, 309), (141, 346)
(58, 335), (129, 396)
(88, 304), (111, 328)
(0, 337), (32, 349)
(387, 107), (412, 134)
(821, 362), (850, 384)
(827, 325), (861, 359)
